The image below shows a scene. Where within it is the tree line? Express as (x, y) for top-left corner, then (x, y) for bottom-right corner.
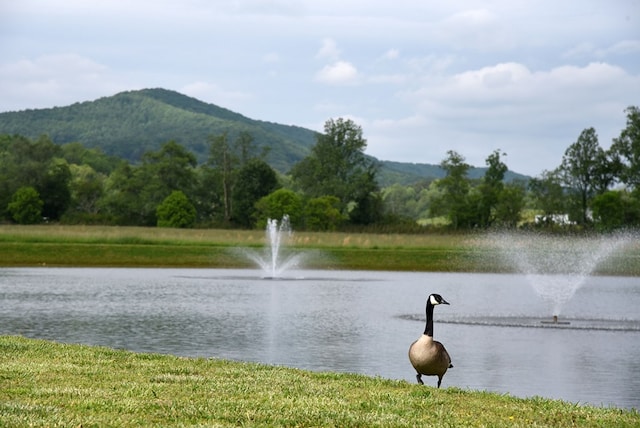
(1, 108), (638, 232)
(385, 106), (640, 231)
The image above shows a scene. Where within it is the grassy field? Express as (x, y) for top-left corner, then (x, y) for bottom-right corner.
(1, 336), (638, 427)
(1, 224), (638, 275)
(1, 225), (639, 426)
(0, 225), (483, 271)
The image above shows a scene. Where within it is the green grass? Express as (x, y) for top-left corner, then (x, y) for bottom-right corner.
(1, 226), (639, 425)
(1, 225), (638, 275)
(1, 336), (637, 427)
(0, 225), (479, 272)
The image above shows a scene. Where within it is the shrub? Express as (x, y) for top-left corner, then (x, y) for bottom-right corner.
(7, 186), (44, 224)
(156, 190), (196, 228)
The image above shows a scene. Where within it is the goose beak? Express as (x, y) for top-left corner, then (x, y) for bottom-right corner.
(441, 299), (450, 305)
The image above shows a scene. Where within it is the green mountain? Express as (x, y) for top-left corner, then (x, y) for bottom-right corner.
(379, 160), (530, 185)
(0, 88), (316, 172)
(0, 88), (529, 185)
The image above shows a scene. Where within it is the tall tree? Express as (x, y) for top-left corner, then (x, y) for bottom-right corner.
(207, 131), (266, 223)
(529, 169), (566, 223)
(100, 141), (197, 225)
(40, 157), (72, 220)
(0, 135), (71, 221)
(611, 106), (640, 189)
(208, 133), (235, 223)
(290, 118), (380, 224)
(590, 190), (640, 231)
(191, 165), (224, 225)
(232, 158), (279, 228)
(68, 164), (104, 215)
(431, 150), (471, 229)
(141, 140), (197, 194)
(494, 183), (525, 228)
(132, 141), (197, 225)
(100, 162), (141, 225)
(559, 127), (606, 225)
(382, 184), (417, 217)
(591, 149), (617, 194)
(476, 149), (508, 227)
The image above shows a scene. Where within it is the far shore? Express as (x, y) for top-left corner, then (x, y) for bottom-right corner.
(0, 224), (638, 276)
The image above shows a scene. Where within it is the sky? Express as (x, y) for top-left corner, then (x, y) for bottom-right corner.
(1, 1), (639, 176)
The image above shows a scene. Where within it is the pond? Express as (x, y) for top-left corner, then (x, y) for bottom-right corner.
(0, 267), (638, 409)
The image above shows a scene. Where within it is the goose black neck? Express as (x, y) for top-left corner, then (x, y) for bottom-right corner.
(424, 301), (434, 337)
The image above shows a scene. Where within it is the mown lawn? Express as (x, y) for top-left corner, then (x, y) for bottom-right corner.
(1, 336), (637, 427)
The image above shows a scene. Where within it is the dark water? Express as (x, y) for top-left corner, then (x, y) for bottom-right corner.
(0, 268), (638, 409)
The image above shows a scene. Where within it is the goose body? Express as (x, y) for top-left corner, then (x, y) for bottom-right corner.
(408, 293), (452, 388)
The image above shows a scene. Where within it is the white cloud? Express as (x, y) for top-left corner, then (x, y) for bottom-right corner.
(415, 62), (634, 111)
(315, 61), (359, 85)
(0, 54), (126, 111)
(180, 81), (253, 107)
(0, 54), (106, 83)
(368, 74), (407, 85)
(564, 39), (640, 60)
(364, 61), (640, 175)
(435, 9), (514, 51)
(381, 49), (400, 60)
(603, 40), (640, 56)
(2, 1), (638, 176)
(315, 38), (341, 61)
(563, 43), (598, 59)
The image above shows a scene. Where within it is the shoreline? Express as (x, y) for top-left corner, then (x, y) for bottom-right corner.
(0, 335), (637, 426)
(1, 225), (638, 275)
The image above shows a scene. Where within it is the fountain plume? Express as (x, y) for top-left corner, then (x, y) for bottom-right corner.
(487, 230), (632, 317)
(244, 215), (305, 278)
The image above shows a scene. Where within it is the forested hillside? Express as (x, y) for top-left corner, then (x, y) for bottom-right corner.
(0, 88), (528, 186)
(0, 88), (316, 173)
(378, 160), (528, 185)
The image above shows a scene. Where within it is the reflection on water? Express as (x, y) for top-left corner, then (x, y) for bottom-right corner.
(0, 268), (638, 410)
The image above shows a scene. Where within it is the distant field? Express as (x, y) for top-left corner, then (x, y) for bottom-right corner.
(0, 224), (467, 248)
(0, 225), (638, 275)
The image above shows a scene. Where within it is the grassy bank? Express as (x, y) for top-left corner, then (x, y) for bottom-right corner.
(1, 336), (637, 427)
(1, 225), (638, 275)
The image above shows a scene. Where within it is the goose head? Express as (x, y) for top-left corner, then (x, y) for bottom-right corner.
(429, 294), (449, 306)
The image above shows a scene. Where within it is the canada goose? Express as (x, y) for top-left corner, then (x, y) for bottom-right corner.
(408, 293), (453, 388)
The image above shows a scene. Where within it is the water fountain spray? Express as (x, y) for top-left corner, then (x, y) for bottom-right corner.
(244, 215), (305, 278)
(488, 231), (631, 324)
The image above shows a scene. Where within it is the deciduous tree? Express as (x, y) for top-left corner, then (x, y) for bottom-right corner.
(529, 169), (566, 223)
(611, 106), (640, 189)
(8, 186), (43, 224)
(134, 141), (197, 225)
(431, 150), (471, 229)
(476, 149), (508, 227)
(304, 196), (343, 231)
(232, 158), (279, 228)
(494, 183), (525, 228)
(156, 190), (196, 228)
(559, 127), (606, 224)
(291, 118), (380, 224)
(207, 132), (267, 223)
(254, 189), (303, 228)
(68, 164), (104, 215)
